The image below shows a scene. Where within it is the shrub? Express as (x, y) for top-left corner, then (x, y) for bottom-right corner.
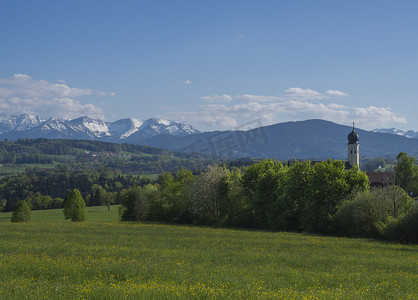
(335, 186), (413, 238)
(11, 200), (31, 223)
(0, 199), (6, 212)
(120, 186), (153, 221)
(63, 189), (86, 222)
(51, 198), (64, 209)
(335, 192), (389, 237)
(384, 204), (418, 243)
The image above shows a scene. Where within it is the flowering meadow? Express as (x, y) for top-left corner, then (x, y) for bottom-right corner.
(0, 210), (417, 299)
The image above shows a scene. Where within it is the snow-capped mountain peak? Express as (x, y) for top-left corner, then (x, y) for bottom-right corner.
(0, 113), (46, 133)
(131, 118), (200, 139)
(0, 113), (200, 142)
(108, 118), (144, 139)
(68, 116), (110, 138)
(156, 118), (171, 126)
(372, 128), (418, 139)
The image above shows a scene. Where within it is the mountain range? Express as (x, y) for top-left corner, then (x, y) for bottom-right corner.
(0, 113), (200, 142)
(1, 113), (418, 159)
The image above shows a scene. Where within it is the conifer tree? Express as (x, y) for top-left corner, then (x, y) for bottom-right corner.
(63, 189), (86, 222)
(11, 200), (31, 222)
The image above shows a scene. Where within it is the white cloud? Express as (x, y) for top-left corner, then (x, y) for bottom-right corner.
(284, 87), (349, 100)
(166, 103), (238, 128)
(235, 94), (281, 102)
(182, 80), (191, 85)
(325, 89), (349, 97)
(0, 74), (98, 99)
(284, 87), (324, 100)
(351, 106), (406, 125)
(0, 97), (104, 120)
(201, 94), (233, 103)
(0, 74), (105, 119)
(167, 89), (406, 130)
(110, 92), (116, 97)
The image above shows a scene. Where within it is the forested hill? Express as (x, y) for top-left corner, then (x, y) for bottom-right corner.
(0, 138), (257, 212)
(0, 138), (179, 159)
(0, 138), (239, 177)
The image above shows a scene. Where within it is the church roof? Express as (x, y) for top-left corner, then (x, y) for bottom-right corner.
(347, 123), (359, 144)
(366, 172), (393, 187)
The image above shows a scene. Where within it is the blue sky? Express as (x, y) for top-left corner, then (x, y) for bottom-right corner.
(1, 0), (418, 132)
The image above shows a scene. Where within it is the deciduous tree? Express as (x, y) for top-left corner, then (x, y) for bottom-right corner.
(11, 200), (31, 222)
(394, 152), (418, 196)
(63, 189), (86, 222)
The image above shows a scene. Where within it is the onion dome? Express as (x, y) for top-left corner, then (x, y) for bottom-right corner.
(347, 123), (359, 144)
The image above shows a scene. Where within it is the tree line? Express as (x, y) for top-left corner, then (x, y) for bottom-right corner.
(120, 155), (417, 243)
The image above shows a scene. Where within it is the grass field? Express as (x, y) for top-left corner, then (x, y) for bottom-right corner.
(0, 205), (121, 223)
(0, 208), (417, 299)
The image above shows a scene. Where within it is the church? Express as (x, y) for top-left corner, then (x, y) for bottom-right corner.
(346, 123), (360, 169)
(286, 123), (392, 187)
(348, 123), (394, 186)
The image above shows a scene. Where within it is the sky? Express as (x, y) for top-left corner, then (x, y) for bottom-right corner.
(1, 0), (418, 132)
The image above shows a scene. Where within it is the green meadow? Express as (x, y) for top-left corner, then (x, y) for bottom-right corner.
(0, 208), (417, 299)
(0, 205), (121, 223)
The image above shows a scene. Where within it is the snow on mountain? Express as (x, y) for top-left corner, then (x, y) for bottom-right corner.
(14, 113), (46, 131)
(0, 113), (200, 141)
(404, 130), (418, 139)
(108, 118), (144, 139)
(0, 113), (46, 134)
(372, 128), (418, 139)
(372, 128), (406, 136)
(127, 118), (200, 140)
(67, 117), (110, 138)
(40, 118), (68, 132)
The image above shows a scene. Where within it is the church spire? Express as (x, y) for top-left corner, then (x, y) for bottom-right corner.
(347, 122), (360, 167)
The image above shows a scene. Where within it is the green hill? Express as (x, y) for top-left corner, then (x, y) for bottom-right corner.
(0, 138), (223, 176)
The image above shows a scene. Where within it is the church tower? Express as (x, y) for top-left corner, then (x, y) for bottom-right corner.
(347, 123), (359, 167)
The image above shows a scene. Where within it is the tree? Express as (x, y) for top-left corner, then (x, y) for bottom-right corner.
(241, 160), (284, 228)
(301, 160), (369, 234)
(363, 158), (387, 172)
(375, 185), (413, 219)
(335, 189), (391, 237)
(119, 186), (154, 221)
(51, 197), (64, 209)
(11, 200), (31, 222)
(335, 186), (413, 238)
(218, 169), (254, 227)
(148, 170), (194, 223)
(274, 161), (312, 231)
(0, 198), (6, 212)
(63, 189), (86, 222)
(165, 169), (194, 223)
(394, 152), (418, 196)
(253, 165), (284, 228)
(189, 165), (227, 224)
(384, 204), (418, 243)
